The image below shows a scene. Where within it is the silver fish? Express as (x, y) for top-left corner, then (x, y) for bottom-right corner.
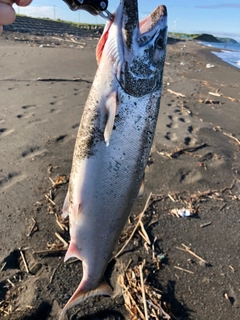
(61, 0), (167, 315)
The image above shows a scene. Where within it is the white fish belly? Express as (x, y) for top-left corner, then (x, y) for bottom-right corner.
(70, 89), (161, 282)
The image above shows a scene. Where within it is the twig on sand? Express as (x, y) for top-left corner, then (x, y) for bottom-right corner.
(45, 194), (56, 206)
(0, 262), (7, 272)
(157, 143), (207, 159)
(171, 143), (207, 158)
(168, 193), (176, 202)
(49, 177), (55, 187)
(33, 248), (67, 255)
(222, 132), (240, 146)
(49, 261), (61, 284)
(200, 221), (212, 228)
(174, 266), (194, 274)
(208, 91), (221, 97)
(27, 218), (38, 237)
(19, 248), (29, 273)
(119, 275), (145, 319)
(226, 96), (239, 102)
(55, 214), (65, 231)
(213, 126), (240, 146)
(55, 213), (68, 231)
(167, 89), (186, 97)
(7, 278), (15, 287)
(115, 193), (152, 258)
(139, 221), (151, 245)
(139, 260), (149, 320)
(177, 244), (208, 266)
(119, 262), (171, 319)
(55, 232), (69, 248)
(229, 265), (235, 272)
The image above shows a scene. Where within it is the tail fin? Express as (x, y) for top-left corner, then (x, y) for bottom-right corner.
(60, 279), (113, 316)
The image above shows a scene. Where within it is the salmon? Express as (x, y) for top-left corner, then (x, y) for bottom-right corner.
(61, 0), (167, 315)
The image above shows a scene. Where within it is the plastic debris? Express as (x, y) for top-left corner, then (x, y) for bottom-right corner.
(178, 209), (193, 217)
(156, 253), (166, 262)
(206, 63), (215, 68)
(171, 208), (193, 218)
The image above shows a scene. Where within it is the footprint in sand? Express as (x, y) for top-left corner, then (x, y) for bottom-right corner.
(0, 128), (15, 137)
(50, 107), (62, 114)
(21, 146), (48, 159)
(50, 100), (63, 107)
(16, 113), (34, 119)
(72, 123), (79, 129)
(26, 118), (49, 128)
(22, 104), (37, 110)
(0, 172), (26, 191)
(161, 103), (199, 147)
(0, 128), (6, 134)
(55, 134), (74, 144)
(177, 169), (202, 184)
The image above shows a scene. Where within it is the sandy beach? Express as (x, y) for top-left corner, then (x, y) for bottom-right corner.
(0, 29), (240, 320)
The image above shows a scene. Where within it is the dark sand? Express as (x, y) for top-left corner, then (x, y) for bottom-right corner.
(0, 31), (240, 320)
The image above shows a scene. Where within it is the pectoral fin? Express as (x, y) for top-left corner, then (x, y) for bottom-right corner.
(104, 92), (117, 146)
(60, 278), (113, 316)
(138, 174), (145, 197)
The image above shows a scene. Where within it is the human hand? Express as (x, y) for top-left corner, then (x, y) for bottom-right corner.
(0, 0), (32, 34)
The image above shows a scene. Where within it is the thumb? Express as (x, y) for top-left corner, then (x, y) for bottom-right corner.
(15, 0), (32, 6)
(0, 3), (16, 25)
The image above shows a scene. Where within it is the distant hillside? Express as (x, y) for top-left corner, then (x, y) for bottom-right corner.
(168, 32), (238, 44)
(216, 37), (238, 44)
(193, 34), (221, 43)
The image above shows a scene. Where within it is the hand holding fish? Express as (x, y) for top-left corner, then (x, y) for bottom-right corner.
(0, 0), (32, 34)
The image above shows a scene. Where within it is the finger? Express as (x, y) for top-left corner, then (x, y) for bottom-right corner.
(0, 3), (16, 25)
(15, 0), (32, 6)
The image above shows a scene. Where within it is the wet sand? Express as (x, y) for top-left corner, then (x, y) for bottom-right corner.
(0, 32), (240, 320)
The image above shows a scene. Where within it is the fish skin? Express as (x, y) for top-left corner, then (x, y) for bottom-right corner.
(61, 0), (167, 315)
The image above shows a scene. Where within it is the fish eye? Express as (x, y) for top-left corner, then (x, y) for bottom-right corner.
(156, 37), (164, 49)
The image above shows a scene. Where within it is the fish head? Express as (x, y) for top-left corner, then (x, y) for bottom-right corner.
(120, 1), (168, 97)
(97, 0), (168, 97)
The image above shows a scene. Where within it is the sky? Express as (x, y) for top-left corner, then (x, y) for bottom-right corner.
(14, 0), (240, 41)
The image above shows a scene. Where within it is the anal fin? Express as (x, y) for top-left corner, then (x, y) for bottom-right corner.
(60, 279), (113, 316)
(64, 241), (82, 262)
(104, 92), (117, 146)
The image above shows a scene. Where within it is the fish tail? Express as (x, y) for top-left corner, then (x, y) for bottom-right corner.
(60, 279), (113, 316)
